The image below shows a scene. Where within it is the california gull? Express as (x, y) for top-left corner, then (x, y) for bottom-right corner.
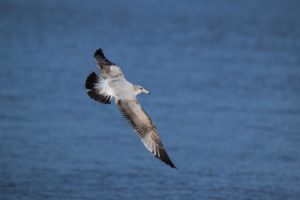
(85, 48), (176, 169)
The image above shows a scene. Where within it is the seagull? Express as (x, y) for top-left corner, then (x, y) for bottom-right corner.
(85, 48), (176, 168)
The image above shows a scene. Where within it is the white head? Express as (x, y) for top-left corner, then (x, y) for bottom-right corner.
(134, 85), (150, 95)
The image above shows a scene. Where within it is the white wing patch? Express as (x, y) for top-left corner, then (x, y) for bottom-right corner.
(85, 72), (113, 104)
(95, 77), (114, 97)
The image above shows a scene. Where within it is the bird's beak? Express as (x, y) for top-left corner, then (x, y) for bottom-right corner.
(143, 89), (150, 95)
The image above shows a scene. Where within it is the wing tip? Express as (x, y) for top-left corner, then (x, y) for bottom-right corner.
(168, 160), (177, 169)
(155, 148), (177, 169)
(163, 156), (177, 169)
(93, 48), (115, 66)
(94, 48), (105, 58)
(85, 72), (98, 89)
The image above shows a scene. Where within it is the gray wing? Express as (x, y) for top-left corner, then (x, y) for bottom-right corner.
(94, 49), (124, 78)
(94, 48), (114, 68)
(117, 99), (176, 168)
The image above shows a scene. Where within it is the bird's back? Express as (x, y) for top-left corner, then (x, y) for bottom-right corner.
(108, 76), (136, 101)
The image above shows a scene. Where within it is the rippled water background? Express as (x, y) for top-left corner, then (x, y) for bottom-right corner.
(1, 0), (300, 199)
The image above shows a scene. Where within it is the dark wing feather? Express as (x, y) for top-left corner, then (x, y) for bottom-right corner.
(93, 48), (122, 79)
(85, 72), (112, 104)
(94, 48), (114, 68)
(117, 99), (176, 168)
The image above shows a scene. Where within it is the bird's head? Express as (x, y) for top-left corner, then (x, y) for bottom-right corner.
(134, 85), (150, 95)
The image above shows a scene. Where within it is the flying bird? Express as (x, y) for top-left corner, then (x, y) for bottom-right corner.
(85, 48), (176, 168)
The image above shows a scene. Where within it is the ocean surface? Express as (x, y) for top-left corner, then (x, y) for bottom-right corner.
(1, 0), (300, 199)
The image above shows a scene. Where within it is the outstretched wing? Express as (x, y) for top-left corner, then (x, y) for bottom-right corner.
(117, 99), (176, 168)
(93, 49), (124, 78)
(94, 48), (114, 68)
(85, 72), (113, 104)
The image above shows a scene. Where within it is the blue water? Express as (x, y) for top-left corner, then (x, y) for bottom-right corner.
(1, 0), (300, 199)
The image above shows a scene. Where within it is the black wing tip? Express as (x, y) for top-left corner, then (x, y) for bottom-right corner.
(85, 72), (98, 89)
(156, 148), (177, 169)
(170, 163), (177, 169)
(159, 156), (177, 169)
(94, 48), (105, 58)
(93, 48), (115, 66)
(167, 159), (177, 169)
(164, 157), (177, 169)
